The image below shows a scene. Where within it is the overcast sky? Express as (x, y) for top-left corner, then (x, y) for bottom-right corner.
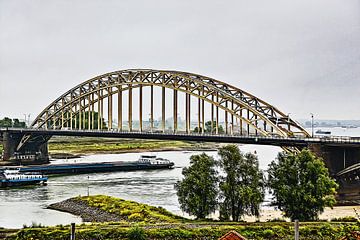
(0, 0), (359, 121)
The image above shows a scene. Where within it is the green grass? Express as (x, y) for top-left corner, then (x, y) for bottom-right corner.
(77, 195), (185, 223)
(6, 221), (360, 240)
(48, 137), (216, 154)
(5, 195), (360, 239)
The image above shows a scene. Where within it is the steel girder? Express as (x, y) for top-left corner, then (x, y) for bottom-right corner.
(30, 69), (309, 138)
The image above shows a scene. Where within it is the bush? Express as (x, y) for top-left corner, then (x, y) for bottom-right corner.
(127, 226), (146, 240)
(262, 229), (275, 238)
(128, 213), (144, 222)
(331, 216), (357, 222)
(266, 218), (286, 222)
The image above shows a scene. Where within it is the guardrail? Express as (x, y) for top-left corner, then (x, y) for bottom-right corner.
(2, 127), (360, 144)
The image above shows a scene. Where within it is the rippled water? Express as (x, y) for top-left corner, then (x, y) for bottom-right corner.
(0, 145), (282, 228)
(1, 126), (357, 228)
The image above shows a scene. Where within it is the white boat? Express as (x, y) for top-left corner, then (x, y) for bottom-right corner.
(0, 168), (48, 188)
(137, 155), (174, 168)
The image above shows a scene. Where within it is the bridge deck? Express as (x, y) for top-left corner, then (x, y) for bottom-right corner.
(1, 128), (360, 147)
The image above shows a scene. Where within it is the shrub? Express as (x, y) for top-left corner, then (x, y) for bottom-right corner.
(127, 226), (146, 240)
(128, 213), (144, 222)
(331, 216), (357, 222)
(262, 229), (275, 238)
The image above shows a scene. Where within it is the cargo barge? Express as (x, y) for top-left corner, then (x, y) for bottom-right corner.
(0, 155), (175, 175)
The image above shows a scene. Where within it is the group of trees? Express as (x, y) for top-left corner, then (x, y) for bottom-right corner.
(175, 145), (338, 221)
(175, 145), (265, 221)
(0, 117), (26, 128)
(193, 121), (225, 134)
(42, 111), (108, 130)
(52, 111), (107, 130)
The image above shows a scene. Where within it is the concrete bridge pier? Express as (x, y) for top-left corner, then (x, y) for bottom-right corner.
(309, 144), (360, 175)
(309, 143), (360, 203)
(1, 131), (49, 164)
(2, 131), (18, 161)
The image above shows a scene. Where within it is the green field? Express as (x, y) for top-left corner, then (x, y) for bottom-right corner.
(0, 137), (217, 159)
(48, 137), (218, 155)
(5, 195), (360, 240)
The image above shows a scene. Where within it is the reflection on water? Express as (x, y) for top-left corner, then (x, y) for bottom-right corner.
(0, 146), (281, 228)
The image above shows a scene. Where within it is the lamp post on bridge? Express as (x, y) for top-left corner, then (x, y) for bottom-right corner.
(287, 113), (291, 131)
(24, 114), (27, 127)
(310, 113), (314, 137)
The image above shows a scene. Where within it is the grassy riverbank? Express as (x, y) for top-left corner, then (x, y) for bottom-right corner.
(5, 195), (360, 240)
(48, 137), (219, 157)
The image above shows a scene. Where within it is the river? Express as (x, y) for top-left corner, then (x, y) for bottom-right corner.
(0, 126), (358, 228)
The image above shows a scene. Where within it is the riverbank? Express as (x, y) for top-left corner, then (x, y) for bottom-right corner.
(5, 195), (360, 240)
(48, 137), (220, 158)
(49, 195), (360, 223)
(47, 195), (184, 223)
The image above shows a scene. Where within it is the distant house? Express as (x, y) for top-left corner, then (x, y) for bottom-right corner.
(218, 230), (247, 240)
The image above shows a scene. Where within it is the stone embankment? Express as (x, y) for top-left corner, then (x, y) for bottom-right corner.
(48, 198), (121, 222)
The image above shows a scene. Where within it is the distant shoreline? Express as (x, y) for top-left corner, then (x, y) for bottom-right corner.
(50, 146), (218, 159)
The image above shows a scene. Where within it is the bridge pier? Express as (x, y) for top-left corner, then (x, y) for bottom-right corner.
(2, 131), (18, 161)
(309, 143), (360, 204)
(1, 130), (49, 164)
(309, 144), (360, 175)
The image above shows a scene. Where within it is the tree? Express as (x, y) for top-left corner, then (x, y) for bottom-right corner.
(267, 149), (338, 221)
(13, 118), (26, 128)
(0, 117), (26, 128)
(193, 121), (224, 134)
(205, 121), (224, 134)
(47, 111), (107, 129)
(0, 117), (13, 127)
(175, 153), (218, 219)
(218, 145), (265, 221)
(72, 111), (107, 129)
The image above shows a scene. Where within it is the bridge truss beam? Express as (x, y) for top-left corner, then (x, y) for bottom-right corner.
(29, 69), (309, 139)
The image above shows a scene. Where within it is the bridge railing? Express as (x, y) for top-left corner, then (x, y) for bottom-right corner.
(2, 127), (360, 144)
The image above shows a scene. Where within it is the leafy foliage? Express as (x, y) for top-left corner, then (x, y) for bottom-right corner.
(48, 137), (199, 154)
(175, 153), (219, 219)
(0, 117), (26, 128)
(193, 121), (224, 134)
(267, 149), (338, 221)
(46, 111), (107, 129)
(218, 145), (265, 221)
(127, 226), (147, 240)
(78, 195), (184, 223)
(7, 222), (360, 240)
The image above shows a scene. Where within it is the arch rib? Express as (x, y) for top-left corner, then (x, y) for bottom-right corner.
(30, 69), (310, 139)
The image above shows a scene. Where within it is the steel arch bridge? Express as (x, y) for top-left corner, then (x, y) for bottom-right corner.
(30, 69), (309, 138)
(3, 69), (360, 202)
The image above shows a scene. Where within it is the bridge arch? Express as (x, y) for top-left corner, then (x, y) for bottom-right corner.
(31, 69), (309, 138)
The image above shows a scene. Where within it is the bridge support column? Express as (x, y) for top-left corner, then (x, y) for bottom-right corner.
(2, 132), (17, 161)
(308, 144), (360, 175)
(1, 131), (49, 164)
(309, 143), (360, 204)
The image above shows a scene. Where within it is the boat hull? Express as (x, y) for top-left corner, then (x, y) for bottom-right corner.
(0, 178), (48, 188)
(2, 161), (175, 175)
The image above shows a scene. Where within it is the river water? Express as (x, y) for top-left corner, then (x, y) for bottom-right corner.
(0, 127), (358, 228)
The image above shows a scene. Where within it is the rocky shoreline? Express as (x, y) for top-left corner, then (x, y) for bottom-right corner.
(48, 197), (360, 224)
(47, 198), (122, 222)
